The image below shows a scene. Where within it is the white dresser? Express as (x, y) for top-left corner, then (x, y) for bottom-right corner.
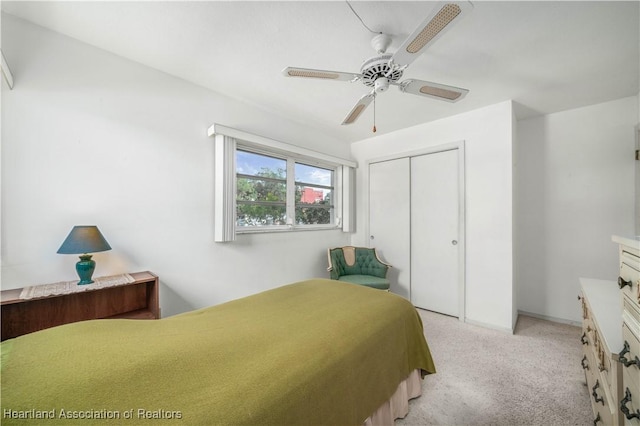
(614, 235), (640, 425)
(581, 277), (624, 425)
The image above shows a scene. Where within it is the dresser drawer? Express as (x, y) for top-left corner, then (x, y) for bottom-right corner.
(622, 323), (640, 391)
(593, 326), (615, 385)
(621, 369), (640, 425)
(620, 256), (640, 305)
(586, 366), (615, 426)
(624, 296), (640, 326)
(584, 292), (623, 401)
(583, 294), (592, 321)
(584, 338), (599, 379)
(621, 244), (640, 263)
(582, 301), (620, 426)
(583, 320), (594, 347)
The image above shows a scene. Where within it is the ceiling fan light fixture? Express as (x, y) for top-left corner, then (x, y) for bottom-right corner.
(419, 85), (461, 100)
(374, 77), (390, 93)
(287, 70), (340, 79)
(406, 3), (462, 54)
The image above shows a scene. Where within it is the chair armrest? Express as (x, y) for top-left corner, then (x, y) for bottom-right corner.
(329, 266), (341, 280)
(374, 252), (392, 268)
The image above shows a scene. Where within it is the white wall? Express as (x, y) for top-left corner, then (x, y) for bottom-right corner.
(516, 96), (637, 323)
(350, 101), (515, 332)
(1, 15), (353, 316)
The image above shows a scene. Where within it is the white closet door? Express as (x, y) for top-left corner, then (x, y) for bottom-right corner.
(369, 158), (411, 298)
(410, 149), (460, 316)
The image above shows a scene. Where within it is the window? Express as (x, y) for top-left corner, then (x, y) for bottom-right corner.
(235, 148), (335, 229)
(236, 150), (287, 227)
(295, 162), (334, 225)
(210, 124), (355, 242)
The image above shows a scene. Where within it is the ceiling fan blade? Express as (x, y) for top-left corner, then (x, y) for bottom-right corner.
(341, 93), (375, 125)
(282, 67), (361, 82)
(391, 2), (471, 67)
(399, 79), (469, 102)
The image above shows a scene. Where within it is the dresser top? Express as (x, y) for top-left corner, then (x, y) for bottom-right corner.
(0, 271), (157, 304)
(612, 235), (640, 250)
(580, 277), (623, 355)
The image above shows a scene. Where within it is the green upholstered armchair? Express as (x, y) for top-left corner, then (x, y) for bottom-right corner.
(327, 246), (392, 290)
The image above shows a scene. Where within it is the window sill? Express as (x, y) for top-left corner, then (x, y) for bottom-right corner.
(236, 225), (341, 235)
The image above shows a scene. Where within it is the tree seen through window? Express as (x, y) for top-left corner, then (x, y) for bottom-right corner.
(236, 150), (333, 227)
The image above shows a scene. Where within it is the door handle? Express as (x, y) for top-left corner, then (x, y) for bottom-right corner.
(452, 240), (458, 245)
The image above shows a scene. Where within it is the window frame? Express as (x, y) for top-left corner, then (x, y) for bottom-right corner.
(235, 145), (338, 233)
(209, 123), (355, 242)
(236, 149), (288, 228)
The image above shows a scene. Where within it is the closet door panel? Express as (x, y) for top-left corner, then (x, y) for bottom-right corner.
(369, 158), (411, 298)
(410, 150), (460, 316)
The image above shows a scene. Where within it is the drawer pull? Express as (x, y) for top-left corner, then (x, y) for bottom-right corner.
(593, 412), (601, 425)
(592, 380), (604, 406)
(582, 332), (588, 345)
(620, 388), (640, 420)
(581, 355), (589, 370)
(618, 341), (640, 367)
(619, 276), (632, 289)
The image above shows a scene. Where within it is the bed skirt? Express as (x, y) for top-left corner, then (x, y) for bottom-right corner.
(363, 369), (423, 426)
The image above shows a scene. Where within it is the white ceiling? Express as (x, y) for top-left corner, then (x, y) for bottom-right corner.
(2, 1), (639, 143)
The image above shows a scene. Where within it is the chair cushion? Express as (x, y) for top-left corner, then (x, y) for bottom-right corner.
(355, 248), (388, 278)
(338, 275), (390, 290)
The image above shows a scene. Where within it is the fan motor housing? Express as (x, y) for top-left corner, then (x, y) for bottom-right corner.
(374, 77), (390, 93)
(360, 53), (403, 87)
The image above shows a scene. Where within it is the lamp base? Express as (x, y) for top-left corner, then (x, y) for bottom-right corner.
(76, 254), (96, 285)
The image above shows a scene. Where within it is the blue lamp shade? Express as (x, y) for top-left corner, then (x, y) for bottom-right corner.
(57, 226), (112, 285)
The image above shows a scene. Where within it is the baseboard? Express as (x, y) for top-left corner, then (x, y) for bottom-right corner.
(464, 318), (515, 334)
(517, 310), (581, 327)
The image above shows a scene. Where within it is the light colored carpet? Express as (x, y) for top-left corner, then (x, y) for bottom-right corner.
(397, 310), (592, 426)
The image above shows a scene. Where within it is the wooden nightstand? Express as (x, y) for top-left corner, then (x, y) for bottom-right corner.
(0, 271), (159, 341)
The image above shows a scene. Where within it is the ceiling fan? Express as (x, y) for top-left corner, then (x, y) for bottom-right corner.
(282, 2), (471, 127)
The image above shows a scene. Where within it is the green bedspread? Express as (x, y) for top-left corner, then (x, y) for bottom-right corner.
(1, 279), (435, 425)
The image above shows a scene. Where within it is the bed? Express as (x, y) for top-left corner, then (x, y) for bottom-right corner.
(1, 278), (435, 425)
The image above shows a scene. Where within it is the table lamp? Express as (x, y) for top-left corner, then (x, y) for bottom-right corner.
(57, 226), (112, 285)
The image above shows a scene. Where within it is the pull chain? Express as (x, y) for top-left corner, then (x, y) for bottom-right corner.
(372, 95), (377, 133)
